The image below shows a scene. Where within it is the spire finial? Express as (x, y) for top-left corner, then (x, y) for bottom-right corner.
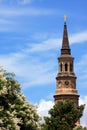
(64, 15), (67, 22)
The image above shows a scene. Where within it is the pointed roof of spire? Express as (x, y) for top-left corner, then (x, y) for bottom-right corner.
(61, 17), (71, 55)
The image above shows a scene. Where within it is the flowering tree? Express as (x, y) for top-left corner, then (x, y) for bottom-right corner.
(0, 67), (40, 130)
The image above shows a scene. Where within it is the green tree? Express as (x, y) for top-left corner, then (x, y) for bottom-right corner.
(42, 101), (85, 130)
(0, 67), (40, 130)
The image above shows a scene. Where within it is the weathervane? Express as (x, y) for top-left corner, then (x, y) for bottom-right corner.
(64, 15), (67, 22)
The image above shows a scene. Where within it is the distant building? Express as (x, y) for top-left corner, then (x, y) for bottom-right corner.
(54, 17), (79, 108)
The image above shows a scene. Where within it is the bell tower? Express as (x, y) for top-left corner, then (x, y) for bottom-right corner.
(54, 17), (79, 106)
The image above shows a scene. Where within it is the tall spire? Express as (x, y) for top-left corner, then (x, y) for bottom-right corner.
(61, 15), (71, 55)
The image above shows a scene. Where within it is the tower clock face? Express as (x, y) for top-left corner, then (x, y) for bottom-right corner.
(65, 81), (69, 86)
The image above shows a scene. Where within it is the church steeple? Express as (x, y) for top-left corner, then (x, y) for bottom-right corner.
(54, 17), (79, 108)
(61, 18), (71, 55)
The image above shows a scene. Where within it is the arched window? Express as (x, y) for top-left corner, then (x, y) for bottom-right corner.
(65, 63), (68, 71)
(60, 63), (62, 72)
(70, 63), (73, 72)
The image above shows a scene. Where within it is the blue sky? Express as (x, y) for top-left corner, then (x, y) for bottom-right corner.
(0, 0), (87, 126)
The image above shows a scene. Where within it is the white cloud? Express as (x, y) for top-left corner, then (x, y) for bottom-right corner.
(37, 99), (54, 121)
(37, 99), (54, 113)
(26, 38), (61, 53)
(0, 50), (56, 88)
(23, 31), (87, 54)
(75, 54), (87, 70)
(0, 0), (32, 5)
(70, 31), (87, 44)
(19, 0), (32, 5)
(0, 18), (15, 32)
(0, 7), (57, 17)
(0, 7), (58, 32)
(0, 19), (12, 24)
